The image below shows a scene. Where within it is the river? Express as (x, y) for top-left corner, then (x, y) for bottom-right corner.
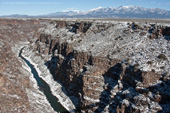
(19, 47), (68, 113)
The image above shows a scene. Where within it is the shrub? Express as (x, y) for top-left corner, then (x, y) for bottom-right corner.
(107, 54), (110, 59)
(140, 32), (146, 36)
(160, 66), (165, 69)
(126, 58), (130, 61)
(71, 36), (74, 41)
(151, 69), (155, 72)
(134, 63), (139, 67)
(115, 36), (121, 40)
(147, 61), (153, 65)
(78, 39), (82, 43)
(157, 54), (167, 60)
(134, 63), (140, 69)
(131, 22), (138, 30)
(126, 58), (130, 65)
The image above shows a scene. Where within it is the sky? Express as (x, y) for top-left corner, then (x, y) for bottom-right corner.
(0, 0), (170, 16)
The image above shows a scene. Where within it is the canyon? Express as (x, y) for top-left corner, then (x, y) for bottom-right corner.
(0, 18), (170, 113)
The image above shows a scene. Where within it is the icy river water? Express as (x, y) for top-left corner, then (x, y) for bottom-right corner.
(19, 47), (68, 113)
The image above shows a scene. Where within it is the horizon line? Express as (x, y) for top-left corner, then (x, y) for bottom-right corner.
(1, 5), (170, 16)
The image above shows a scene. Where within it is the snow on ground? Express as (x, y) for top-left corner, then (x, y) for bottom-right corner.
(35, 20), (170, 75)
(15, 19), (170, 112)
(12, 42), (56, 113)
(22, 46), (76, 112)
(42, 20), (170, 75)
(65, 21), (170, 74)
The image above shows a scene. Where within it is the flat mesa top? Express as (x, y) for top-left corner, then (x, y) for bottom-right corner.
(1, 17), (170, 24)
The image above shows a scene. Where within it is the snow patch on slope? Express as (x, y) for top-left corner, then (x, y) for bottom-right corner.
(22, 46), (76, 112)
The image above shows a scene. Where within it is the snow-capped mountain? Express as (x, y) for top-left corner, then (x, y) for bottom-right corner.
(43, 10), (81, 17)
(78, 6), (170, 18)
(1, 6), (170, 18)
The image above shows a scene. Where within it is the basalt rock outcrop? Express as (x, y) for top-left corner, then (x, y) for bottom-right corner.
(0, 18), (57, 113)
(32, 20), (170, 112)
(52, 21), (92, 34)
(1, 18), (169, 112)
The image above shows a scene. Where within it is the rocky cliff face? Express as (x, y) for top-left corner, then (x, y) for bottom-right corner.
(0, 18), (57, 113)
(31, 20), (170, 112)
(0, 41), (30, 112)
(1, 18), (169, 112)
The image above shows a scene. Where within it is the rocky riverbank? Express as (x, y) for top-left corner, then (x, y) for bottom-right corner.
(22, 45), (76, 112)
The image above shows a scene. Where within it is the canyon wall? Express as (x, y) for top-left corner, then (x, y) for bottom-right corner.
(0, 18), (170, 112)
(0, 18), (56, 113)
(31, 20), (170, 112)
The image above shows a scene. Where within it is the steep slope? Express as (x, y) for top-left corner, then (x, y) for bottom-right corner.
(0, 18), (57, 113)
(24, 19), (170, 112)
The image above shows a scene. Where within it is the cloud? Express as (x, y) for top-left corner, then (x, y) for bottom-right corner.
(167, 3), (170, 5)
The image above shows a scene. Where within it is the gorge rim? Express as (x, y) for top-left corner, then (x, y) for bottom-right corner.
(0, 18), (170, 113)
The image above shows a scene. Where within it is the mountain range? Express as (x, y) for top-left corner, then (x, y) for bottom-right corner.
(2, 6), (170, 18)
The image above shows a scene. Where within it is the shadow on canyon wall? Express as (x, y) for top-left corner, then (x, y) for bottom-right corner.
(45, 55), (170, 112)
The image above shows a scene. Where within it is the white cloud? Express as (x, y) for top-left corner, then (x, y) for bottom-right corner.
(167, 3), (170, 5)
